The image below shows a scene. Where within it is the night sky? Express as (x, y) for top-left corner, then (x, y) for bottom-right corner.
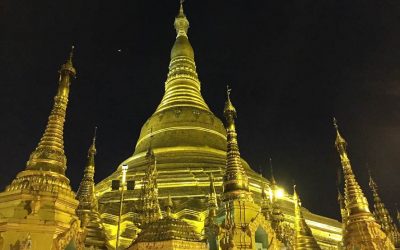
(1, 0), (399, 221)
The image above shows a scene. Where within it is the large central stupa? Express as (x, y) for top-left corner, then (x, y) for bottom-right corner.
(95, 3), (342, 249)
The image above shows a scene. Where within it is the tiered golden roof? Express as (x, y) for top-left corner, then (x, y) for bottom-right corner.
(293, 186), (321, 250)
(333, 118), (394, 249)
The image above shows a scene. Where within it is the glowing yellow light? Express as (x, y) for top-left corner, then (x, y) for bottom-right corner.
(122, 164), (128, 184)
(275, 188), (284, 199)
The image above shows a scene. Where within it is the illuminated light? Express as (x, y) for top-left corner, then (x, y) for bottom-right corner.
(121, 164), (128, 184)
(275, 188), (284, 199)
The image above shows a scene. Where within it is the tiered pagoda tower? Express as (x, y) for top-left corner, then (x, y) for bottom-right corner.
(333, 118), (394, 249)
(76, 131), (109, 249)
(219, 88), (282, 250)
(0, 48), (83, 250)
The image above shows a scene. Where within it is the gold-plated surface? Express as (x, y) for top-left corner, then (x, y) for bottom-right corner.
(129, 142), (207, 250)
(0, 48), (83, 250)
(26, 48), (76, 175)
(95, 2), (343, 249)
(368, 172), (400, 248)
(222, 88), (250, 197)
(76, 131), (109, 249)
(334, 118), (394, 249)
(293, 186), (321, 250)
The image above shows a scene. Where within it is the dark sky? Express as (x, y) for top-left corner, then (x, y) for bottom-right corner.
(1, 0), (399, 221)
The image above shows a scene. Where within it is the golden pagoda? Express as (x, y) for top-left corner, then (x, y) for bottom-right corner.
(333, 118), (394, 249)
(293, 185), (321, 250)
(368, 172), (400, 248)
(76, 130), (109, 249)
(0, 48), (84, 249)
(95, 2), (343, 249)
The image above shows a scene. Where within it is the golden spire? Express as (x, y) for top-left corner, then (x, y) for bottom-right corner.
(76, 129), (109, 249)
(222, 86), (250, 199)
(76, 127), (97, 211)
(155, 0), (209, 113)
(139, 148), (162, 224)
(369, 172), (400, 248)
(333, 118), (371, 216)
(333, 118), (394, 249)
(26, 46), (76, 175)
(293, 185), (321, 250)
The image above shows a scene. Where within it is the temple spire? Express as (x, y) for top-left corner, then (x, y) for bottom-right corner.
(155, 0), (209, 113)
(333, 118), (371, 216)
(175, 0), (189, 37)
(293, 185), (321, 250)
(139, 148), (162, 224)
(333, 118), (394, 249)
(76, 127), (98, 210)
(76, 129), (109, 249)
(222, 86), (250, 199)
(368, 171), (400, 248)
(26, 46), (77, 174)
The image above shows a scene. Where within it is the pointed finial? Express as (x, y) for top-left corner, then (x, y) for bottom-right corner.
(224, 85), (237, 118)
(174, 0), (189, 37)
(68, 45), (74, 64)
(60, 45), (76, 77)
(293, 184), (301, 206)
(179, 0), (185, 15)
(333, 117), (347, 150)
(93, 126), (97, 143)
(333, 117), (338, 130)
(89, 126), (97, 155)
(227, 85), (231, 99)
